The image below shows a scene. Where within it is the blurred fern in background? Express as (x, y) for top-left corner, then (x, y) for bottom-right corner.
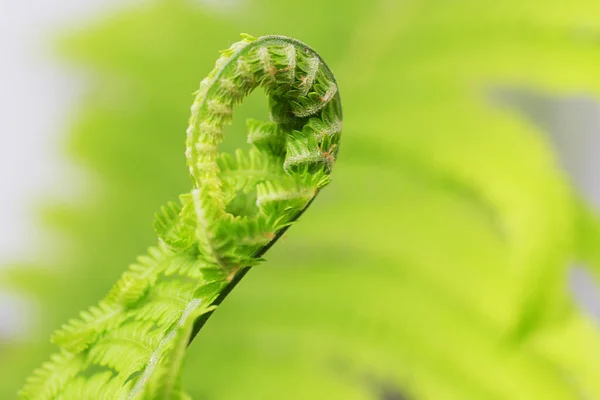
(4, 0), (600, 398)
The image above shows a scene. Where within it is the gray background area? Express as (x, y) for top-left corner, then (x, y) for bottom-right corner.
(0, 0), (130, 338)
(0, 1), (125, 263)
(1, 1), (599, 337)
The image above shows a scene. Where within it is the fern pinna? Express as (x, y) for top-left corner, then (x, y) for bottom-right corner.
(20, 34), (342, 400)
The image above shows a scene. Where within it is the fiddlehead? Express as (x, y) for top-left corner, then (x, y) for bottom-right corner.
(19, 34), (342, 400)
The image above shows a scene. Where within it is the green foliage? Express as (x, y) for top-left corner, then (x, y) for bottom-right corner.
(4, 0), (600, 399)
(17, 34), (342, 399)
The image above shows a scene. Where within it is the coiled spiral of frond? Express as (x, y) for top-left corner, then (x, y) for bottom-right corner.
(19, 34), (342, 400)
(185, 34), (342, 266)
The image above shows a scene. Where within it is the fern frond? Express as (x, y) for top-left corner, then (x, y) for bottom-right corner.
(218, 147), (282, 201)
(56, 372), (131, 400)
(154, 200), (195, 251)
(20, 33), (341, 399)
(256, 179), (316, 217)
(129, 281), (226, 399)
(19, 351), (84, 400)
(246, 119), (286, 156)
(191, 187), (230, 267)
(106, 244), (175, 305)
(51, 301), (123, 353)
(132, 280), (196, 327)
(284, 129), (334, 174)
(87, 320), (165, 377)
(161, 253), (211, 279)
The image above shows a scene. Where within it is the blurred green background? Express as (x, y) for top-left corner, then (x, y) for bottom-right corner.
(3, 0), (600, 398)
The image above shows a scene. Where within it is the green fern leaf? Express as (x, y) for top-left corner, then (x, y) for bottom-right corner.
(16, 32), (342, 399)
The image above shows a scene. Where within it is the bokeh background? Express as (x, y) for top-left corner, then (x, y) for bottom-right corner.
(3, 0), (600, 398)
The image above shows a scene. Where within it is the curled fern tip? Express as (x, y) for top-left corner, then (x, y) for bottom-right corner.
(19, 34), (342, 400)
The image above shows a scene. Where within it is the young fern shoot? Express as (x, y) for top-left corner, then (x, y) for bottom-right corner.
(19, 34), (342, 400)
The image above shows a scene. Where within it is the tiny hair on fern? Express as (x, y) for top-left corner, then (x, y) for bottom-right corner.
(19, 33), (342, 399)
